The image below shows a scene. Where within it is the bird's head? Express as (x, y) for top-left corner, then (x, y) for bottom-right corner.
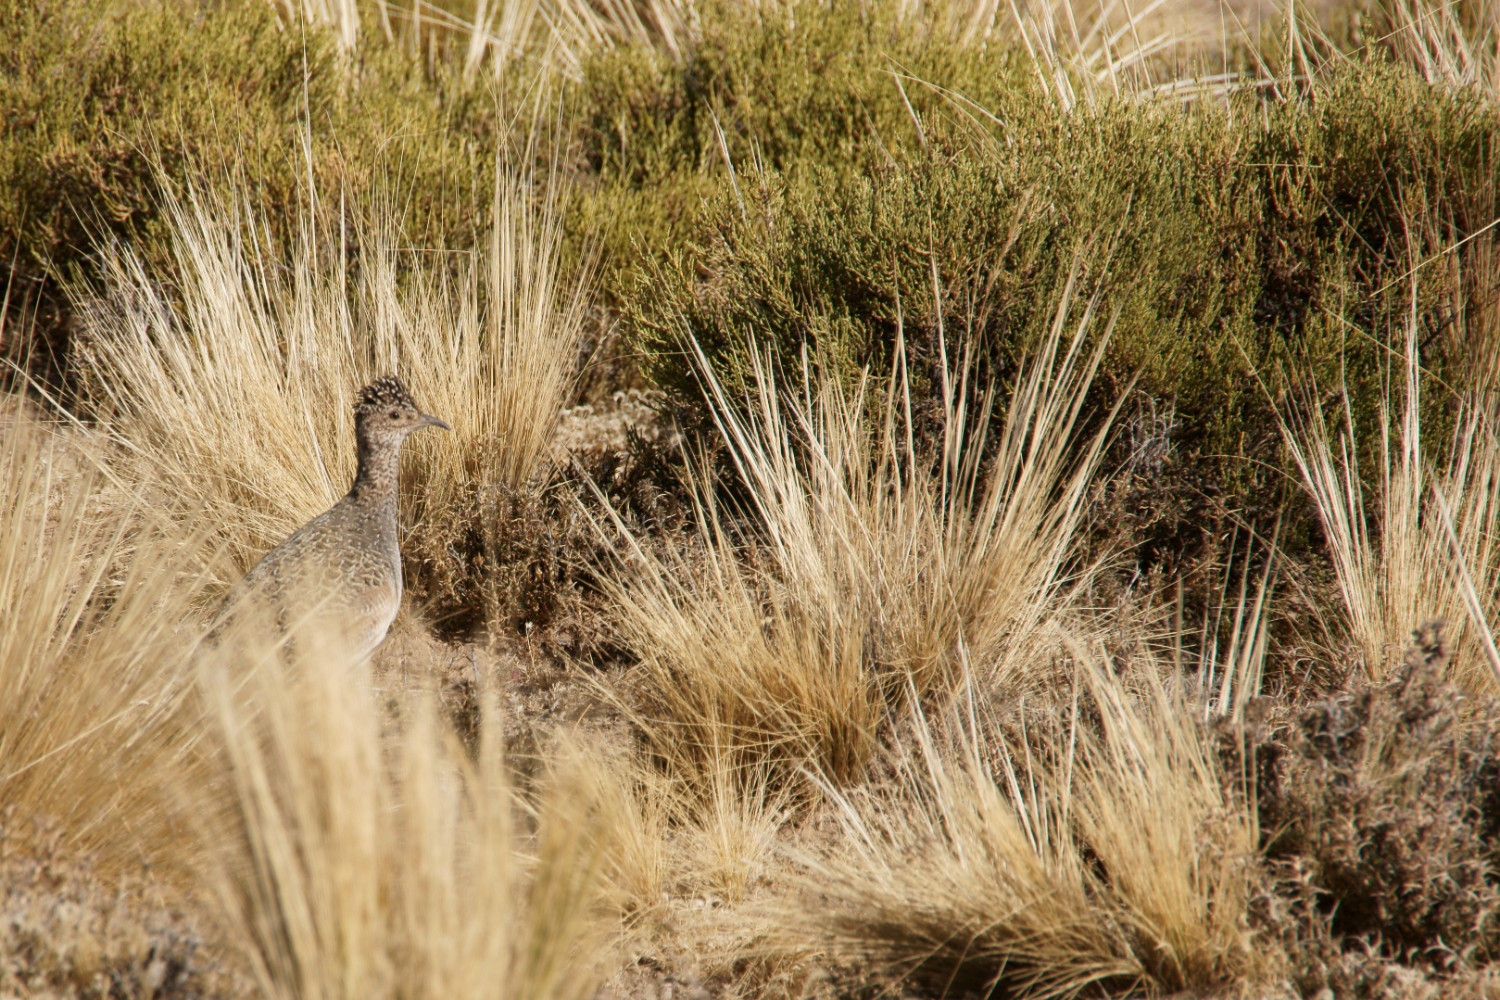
(354, 375), (450, 445)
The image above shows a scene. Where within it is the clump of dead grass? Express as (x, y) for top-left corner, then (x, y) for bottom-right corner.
(188, 622), (615, 1000)
(74, 162), (589, 596)
(1362, 0), (1500, 100)
(598, 263), (1120, 799)
(0, 400), (209, 872)
(275, 0), (696, 78)
(774, 648), (1274, 1000)
(1278, 281), (1500, 690)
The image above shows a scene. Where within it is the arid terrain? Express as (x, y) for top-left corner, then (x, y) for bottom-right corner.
(5, 1), (1500, 997)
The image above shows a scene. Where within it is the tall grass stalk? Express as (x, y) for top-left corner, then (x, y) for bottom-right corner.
(192, 626), (611, 1000)
(1196, 523), (1279, 721)
(1381, 0), (1500, 99)
(0, 403), (208, 870)
(76, 164), (588, 584)
(1279, 284), (1500, 689)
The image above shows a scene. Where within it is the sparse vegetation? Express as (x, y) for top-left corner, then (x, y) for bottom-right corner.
(8, 0), (1500, 998)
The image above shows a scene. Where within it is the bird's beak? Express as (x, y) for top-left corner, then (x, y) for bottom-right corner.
(419, 414), (451, 431)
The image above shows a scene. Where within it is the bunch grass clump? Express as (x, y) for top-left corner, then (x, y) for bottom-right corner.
(74, 162), (589, 592)
(1278, 276), (1500, 690)
(1324, 0), (1500, 99)
(190, 621), (613, 1000)
(598, 261), (1119, 797)
(0, 401), (208, 872)
(781, 653), (1273, 1000)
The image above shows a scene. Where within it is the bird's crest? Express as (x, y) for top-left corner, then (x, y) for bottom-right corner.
(355, 375), (417, 416)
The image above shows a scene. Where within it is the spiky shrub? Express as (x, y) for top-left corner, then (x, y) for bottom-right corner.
(191, 624), (612, 1000)
(1237, 625), (1500, 988)
(783, 653), (1274, 1000)
(597, 262), (1117, 797)
(73, 167), (589, 593)
(0, 403), (208, 871)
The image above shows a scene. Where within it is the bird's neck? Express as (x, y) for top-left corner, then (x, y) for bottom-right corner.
(347, 430), (403, 505)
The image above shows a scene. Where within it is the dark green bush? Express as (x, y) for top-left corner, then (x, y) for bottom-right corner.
(619, 58), (1500, 486)
(0, 0), (498, 390)
(568, 1), (1032, 309)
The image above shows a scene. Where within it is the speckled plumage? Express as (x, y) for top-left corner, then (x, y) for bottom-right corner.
(217, 375), (449, 660)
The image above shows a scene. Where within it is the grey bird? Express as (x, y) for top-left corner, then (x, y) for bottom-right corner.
(215, 375), (449, 660)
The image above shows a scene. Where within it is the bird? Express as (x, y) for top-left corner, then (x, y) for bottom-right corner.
(214, 375), (449, 660)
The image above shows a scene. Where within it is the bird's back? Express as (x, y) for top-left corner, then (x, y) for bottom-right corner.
(218, 494), (404, 661)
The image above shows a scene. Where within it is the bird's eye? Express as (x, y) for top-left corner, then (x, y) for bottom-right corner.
(389, 409), (400, 419)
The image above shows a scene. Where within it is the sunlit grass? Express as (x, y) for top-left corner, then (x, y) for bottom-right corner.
(189, 620), (614, 1000)
(776, 650), (1274, 1000)
(75, 163), (589, 588)
(595, 260), (1121, 800)
(0, 401), (209, 873)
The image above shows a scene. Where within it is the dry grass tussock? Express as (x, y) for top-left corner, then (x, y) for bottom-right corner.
(1278, 280), (1500, 691)
(75, 163), (588, 589)
(0, 400), (210, 872)
(777, 651), (1273, 1000)
(596, 264), (1121, 797)
(554, 735), (796, 933)
(186, 621), (616, 1000)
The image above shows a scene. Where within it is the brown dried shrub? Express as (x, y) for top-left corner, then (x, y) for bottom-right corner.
(1230, 623), (1500, 988)
(0, 816), (241, 1000)
(406, 420), (689, 663)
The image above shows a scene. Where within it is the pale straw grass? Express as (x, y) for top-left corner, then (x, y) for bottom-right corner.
(191, 621), (613, 1000)
(1380, 0), (1500, 100)
(273, 0), (694, 78)
(1278, 280), (1500, 690)
(0, 401), (211, 873)
(75, 162), (588, 588)
(780, 648), (1273, 1000)
(595, 260), (1121, 798)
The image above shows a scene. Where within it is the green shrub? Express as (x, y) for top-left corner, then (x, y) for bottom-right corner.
(0, 0), (498, 390)
(620, 59), (1500, 486)
(567, 1), (1032, 309)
